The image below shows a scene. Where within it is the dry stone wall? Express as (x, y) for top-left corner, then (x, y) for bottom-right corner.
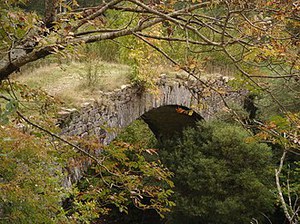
(61, 75), (244, 144)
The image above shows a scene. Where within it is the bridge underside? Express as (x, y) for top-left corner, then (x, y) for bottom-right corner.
(141, 105), (203, 141)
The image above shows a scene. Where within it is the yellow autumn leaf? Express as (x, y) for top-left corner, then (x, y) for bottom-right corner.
(188, 110), (194, 116)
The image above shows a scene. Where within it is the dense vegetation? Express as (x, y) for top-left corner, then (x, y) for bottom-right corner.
(0, 0), (299, 223)
(160, 122), (274, 223)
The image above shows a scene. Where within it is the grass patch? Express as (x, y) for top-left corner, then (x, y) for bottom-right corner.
(14, 60), (131, 106)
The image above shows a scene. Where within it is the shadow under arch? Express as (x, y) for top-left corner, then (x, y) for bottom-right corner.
(140, 105), (203, 141)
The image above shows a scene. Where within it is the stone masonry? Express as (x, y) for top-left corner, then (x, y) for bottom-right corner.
(61, 74), (243, 143)
(60, 74), (245, 186)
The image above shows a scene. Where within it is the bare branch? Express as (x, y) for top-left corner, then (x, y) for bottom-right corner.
(127, 0), (219, 45)
(249, 75), (299, 79)
(275, 150), (295, 223)
(135, 33), (209, 45)
(71, 0), (124, 32)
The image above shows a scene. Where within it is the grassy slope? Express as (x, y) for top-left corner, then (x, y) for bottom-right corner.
(14, 60), (131, 106)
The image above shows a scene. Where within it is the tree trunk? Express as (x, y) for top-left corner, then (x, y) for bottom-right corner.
(44, 0), (59, 28)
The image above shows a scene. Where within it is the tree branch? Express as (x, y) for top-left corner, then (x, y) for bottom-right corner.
(0, 1), (207, 80)
(72, 0), (124, 32)
(135, 32), (210, 45)
(275, 150), (295, 223)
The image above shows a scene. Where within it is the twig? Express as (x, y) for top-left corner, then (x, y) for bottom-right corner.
(135, 32), (209, 45)
(71, 0), (123, 32)
(275, 150), (293, 222)
(249, 75), (299, 79)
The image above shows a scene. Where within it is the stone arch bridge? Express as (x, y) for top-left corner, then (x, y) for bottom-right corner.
(61, 75), (244, 145)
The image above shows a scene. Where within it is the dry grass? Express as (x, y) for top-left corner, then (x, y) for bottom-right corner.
(13, 59), (228, 107)
(14, 60), (131, 106)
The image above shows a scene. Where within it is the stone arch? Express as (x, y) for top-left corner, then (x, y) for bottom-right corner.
(60, 76), (245, 186)
(61, 76), (243, 145)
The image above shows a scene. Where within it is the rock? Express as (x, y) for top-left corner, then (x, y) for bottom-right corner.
(121, 84), (130, 90)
